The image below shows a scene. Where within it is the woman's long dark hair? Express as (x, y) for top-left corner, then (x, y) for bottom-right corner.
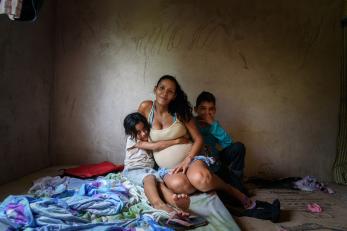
(156, 75), (193, 122)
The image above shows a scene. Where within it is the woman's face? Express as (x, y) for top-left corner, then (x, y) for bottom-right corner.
(154, 79), (176, 106)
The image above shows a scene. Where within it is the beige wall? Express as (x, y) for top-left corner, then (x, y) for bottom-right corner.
(0, 2), (54, 184)
(52, 0), (341, 180)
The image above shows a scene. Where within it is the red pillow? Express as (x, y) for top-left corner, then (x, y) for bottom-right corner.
(62, 161), (124, 179)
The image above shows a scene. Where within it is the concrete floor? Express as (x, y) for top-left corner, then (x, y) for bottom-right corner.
(235, 184), (347, 231)
(0, 167), (346, 231)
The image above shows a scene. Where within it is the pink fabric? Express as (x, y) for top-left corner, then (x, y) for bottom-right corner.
(307, 203), (322, 213)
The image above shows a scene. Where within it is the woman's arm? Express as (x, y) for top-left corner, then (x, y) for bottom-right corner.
(172, 118), (204, 174)
(138, 100), (152, 118)
(184, 118), (204, 158)
(135, 137), (190, 151)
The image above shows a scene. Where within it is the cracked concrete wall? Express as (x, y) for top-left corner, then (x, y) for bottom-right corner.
(0, 2), (55, 184)
(53, 0), (341, 180)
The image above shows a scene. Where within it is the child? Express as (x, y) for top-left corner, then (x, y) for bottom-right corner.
(194, 91), (246, 193)
(122, 112), (190, 216)
(194, 92), (281, 222)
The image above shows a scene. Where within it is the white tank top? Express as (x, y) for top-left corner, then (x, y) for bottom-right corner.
(148, 101), (192, 168)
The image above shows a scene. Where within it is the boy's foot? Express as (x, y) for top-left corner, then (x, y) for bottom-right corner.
(172, 193), (190, 211)
(242, 196), (256, 209)
(241, 199), (281, 223)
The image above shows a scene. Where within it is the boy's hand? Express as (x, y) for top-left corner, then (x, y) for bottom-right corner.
(197, 114), (215, 125)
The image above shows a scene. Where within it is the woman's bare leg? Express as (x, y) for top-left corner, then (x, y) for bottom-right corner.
(186, 160), (252, 208)
(163, 172), (197, 195)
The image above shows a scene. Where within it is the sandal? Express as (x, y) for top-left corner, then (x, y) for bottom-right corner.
(163, 211), (208, 230)
(167, 211), (192, 226)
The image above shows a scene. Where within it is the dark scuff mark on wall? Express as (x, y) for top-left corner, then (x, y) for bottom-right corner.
(238, 52), (249, 69)
(298, 17), (324, 70)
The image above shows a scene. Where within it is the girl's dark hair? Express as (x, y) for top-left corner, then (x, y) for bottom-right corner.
(123, 112), (150, 140)
(156, 75), (193, 122)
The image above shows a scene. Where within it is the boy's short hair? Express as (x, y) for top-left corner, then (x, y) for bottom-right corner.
(196, 91), (216, 107)
(123, 112), (150, 140)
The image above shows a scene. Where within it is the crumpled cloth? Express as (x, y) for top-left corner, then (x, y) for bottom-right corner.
(307, 203), (322, 213)
(294, 176), (335, 194)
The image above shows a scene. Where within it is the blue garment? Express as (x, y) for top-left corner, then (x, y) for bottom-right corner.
(0, 175), (173, 231)
(29, 176), (70, 198)
(0, 196), (36, 229)
(196, 120), (233, 158)
(70, 193), (124, 216)
(123, 167), (162, 186)
(78, 179), (129, 198)
(30, 198), (89, 225)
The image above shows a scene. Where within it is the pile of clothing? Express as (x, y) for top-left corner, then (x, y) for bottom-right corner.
(0, 0), (43, 21)
(0, 173), (173, 231)
(247, 175), (335, 194)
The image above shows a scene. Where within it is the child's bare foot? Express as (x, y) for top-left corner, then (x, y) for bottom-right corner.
(172, 193), (190, 211)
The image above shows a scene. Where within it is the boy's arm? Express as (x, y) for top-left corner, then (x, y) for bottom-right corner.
(135, 137), (189, 151)
(197, 114), (233, 148)
(209, 121), (233, 148)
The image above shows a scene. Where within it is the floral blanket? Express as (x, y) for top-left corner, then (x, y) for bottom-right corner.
(0, 173), (240, 231)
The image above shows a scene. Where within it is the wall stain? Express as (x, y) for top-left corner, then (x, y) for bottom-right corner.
(143, 53), (149, 84)
(238, 52), (249, 69)
(134, 17), (233, 55)
(167, 24), (183, 52)
(70, 98), (76, 118)
(297, 17), (324, 70)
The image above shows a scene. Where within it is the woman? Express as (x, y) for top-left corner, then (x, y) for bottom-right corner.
(138, 75), (254, 209)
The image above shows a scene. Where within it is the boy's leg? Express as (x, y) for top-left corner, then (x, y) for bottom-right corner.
(216, 164), (248, 195)
(215, 142), (248, 195)
(220, 142), (246, 178)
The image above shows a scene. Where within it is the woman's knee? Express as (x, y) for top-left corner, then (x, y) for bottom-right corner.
(188, 169), (213, 192)
(164, 174), (196, 194)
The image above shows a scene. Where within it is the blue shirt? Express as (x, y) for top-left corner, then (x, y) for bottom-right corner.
(196, 120), (233, 158)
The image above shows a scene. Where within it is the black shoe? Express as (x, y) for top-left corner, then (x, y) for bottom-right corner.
(241, 199), (281, 223)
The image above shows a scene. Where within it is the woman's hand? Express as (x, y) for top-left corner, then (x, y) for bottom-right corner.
(171, 155), (194, 174)
(175, 136), (190, 145)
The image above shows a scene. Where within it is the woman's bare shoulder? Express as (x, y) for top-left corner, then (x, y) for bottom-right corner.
(138, 100), (153, 116)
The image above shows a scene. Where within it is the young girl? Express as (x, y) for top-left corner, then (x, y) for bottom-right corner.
(122, 112), (190, 216)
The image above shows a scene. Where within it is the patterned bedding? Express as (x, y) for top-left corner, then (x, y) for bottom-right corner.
(0, 173), (240, 231)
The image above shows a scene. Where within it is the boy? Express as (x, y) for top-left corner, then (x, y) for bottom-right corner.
(194, 91), (247, 194)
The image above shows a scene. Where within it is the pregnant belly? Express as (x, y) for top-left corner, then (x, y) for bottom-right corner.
(153, 143), (192, 168)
